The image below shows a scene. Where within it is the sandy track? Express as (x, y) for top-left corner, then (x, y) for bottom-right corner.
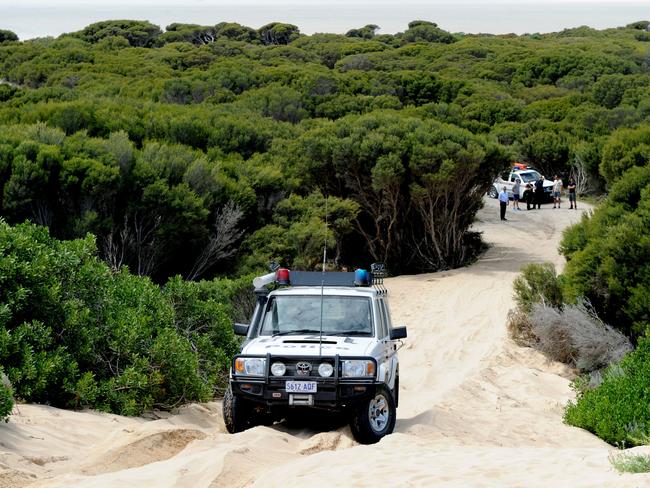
(2, 198), (649, 487)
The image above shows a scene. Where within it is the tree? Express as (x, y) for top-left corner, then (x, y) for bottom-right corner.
(74, 20), (162, 47)
(401, 21), (456, 44)
(258, 23), (300, 45)
(0, 30), (18, 43)
(600, 126), (650, 185)
(161, 23), (218, 45)
(346, 25), (380, 40)
(520, 129), (571, 176)
(243, 192), (359, 270)
(215, 22), (259, 43)
(626, 20), (650, 30)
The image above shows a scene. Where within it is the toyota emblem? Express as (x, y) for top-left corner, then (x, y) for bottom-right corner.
(295, 362), (311, 376)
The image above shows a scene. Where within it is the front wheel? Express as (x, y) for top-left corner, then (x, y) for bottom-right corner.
(350, 386), (396, 444)
(223, 385), (252, 433)
(488, 186), (498, 199)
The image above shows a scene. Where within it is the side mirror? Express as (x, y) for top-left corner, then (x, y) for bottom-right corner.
(233, 323), (249, 336)
(389, 326), (407, 340)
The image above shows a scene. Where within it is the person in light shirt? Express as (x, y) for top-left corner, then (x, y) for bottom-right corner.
(552, 175), (563, 208)
(498, 186), (509, 221)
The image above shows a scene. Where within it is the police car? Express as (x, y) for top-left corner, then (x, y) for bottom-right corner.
(223, 265), (407, 444)
(489, 167), (554, 201)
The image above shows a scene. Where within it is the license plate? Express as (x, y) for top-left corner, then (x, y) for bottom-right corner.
(285, 381), (317, 393)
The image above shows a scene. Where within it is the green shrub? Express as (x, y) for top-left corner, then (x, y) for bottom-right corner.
(0, 220), (240, 415)
(565, 336), (650, 445)
(0, 368), (13, 422)
(560, 183), (650, 338)
(512, 263), (564, 313)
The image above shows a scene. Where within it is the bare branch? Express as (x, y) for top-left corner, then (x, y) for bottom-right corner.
(186, 202), (244, 280)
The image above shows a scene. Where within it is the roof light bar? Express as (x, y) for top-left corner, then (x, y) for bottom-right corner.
(251, 263), (388, 289)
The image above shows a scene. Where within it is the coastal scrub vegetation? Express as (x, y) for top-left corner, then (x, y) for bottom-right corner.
(0, 219), (242, 415)
(508, 121), (650, 445)
(0, 366), (12, 421)
(2, 19), (650, 416)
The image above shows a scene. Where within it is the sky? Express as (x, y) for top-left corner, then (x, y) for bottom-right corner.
(2, 0), (649, 40)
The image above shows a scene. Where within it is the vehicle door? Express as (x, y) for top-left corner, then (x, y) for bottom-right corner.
(376, 297), (396, 390)
(504, 172), (518, 197)
(497, 170), (509, 186)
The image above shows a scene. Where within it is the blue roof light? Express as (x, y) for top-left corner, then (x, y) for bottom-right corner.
(354, 268), (371, 286)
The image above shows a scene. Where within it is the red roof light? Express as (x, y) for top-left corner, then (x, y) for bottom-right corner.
(276, 268), (290, 285)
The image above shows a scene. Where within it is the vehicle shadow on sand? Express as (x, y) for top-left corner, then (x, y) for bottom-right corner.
(270, 410), (351, 438)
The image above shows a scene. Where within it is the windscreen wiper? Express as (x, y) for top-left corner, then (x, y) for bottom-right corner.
(272, 329), (322, 337)
(334, 331), (371, 336)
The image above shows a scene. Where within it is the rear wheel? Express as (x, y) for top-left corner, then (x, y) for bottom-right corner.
(488, 186), (498, 199)
(350, 386), (396, 444)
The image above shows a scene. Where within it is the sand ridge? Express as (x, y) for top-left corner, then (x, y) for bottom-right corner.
(2, 197), (649, 487)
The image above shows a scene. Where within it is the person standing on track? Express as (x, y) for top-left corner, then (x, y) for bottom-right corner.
(568, 177), (577, 209)
(499, 185), (509, 221)
(534, 176), (545, 209)
(552, 175), (563, 208)
(512, 178), (521, 211)
(525, 182), (534, 210)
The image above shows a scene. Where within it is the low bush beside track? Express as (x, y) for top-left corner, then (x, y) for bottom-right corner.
(0, 220), (241, 416)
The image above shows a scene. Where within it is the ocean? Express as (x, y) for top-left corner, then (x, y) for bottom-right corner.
(2, 1), (649, 41)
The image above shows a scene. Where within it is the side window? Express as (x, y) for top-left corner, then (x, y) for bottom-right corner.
(510, 174), (517, 182)
(380, 300), (393, 331)
(375, 300), (387, 338)
(500, 170), (510, 180)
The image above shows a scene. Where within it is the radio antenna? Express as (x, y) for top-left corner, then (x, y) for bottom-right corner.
(319, 193), (328, 356)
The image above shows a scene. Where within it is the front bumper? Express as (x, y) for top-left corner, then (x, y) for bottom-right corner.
(230, 354), (380, 411)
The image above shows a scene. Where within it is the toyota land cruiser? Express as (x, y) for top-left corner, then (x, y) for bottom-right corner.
(223, 266), (407, 444)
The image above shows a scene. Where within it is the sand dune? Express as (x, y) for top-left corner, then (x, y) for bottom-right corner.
(2, 197), (649, 487)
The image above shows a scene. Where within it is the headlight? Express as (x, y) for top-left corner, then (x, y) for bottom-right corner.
(318, 362), (334, 377)
(271, 362), (286, 377)
(234, 357), (266, 376)
(342, 359), (375, 377)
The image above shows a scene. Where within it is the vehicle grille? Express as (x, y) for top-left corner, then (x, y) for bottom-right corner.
(271, 358), (335, 378)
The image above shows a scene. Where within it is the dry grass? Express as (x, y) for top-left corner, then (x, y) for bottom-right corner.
(609, 452), (650, 473)
(507, 299), (632, 372)
(506, 309), (537, 347)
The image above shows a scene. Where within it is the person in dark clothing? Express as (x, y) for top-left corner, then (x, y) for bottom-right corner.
(568, 177), (577, 209)
(525, 182), (534, 210)
(534, 176), (545, 209)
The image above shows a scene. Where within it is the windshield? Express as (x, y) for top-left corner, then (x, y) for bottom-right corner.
(259, 295), (373, 337)
(517, 171), (541, 183)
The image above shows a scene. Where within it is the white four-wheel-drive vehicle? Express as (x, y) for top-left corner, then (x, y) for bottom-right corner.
(223, 266), (407, 444)
(488, 168), (554, 201)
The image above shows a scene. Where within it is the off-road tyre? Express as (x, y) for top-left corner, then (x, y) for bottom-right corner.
(350, 386), (396, 445)
(488, 186), (498, 199)
(223, 385), (252, 433)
